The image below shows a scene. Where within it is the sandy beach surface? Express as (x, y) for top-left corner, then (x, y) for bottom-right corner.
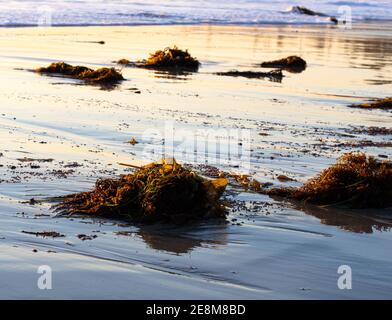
(0, 23), (391, 299)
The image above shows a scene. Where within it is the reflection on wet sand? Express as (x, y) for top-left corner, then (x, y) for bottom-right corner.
(294, 203), (392, 234)
(139, 224), (228, 254)
(152, 69), (194, 81)
(243, 23), (392, 86)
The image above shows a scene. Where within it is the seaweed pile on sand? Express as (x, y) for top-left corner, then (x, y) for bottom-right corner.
(36, 62), (124, 86)
(55, 159), (228, 224)
(261, 56), (307, 73)
(348, 97), (392, 110)
(215, 70), (283, 82)
(119, 46), (200, 72)
(266, 153), (392, 209)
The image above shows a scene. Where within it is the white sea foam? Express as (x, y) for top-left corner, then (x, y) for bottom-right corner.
(0, 0), (391, 27)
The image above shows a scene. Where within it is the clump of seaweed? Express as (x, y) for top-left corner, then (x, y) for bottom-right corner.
(266, 153), (392, 209)
(55, 159), (228, 224)
(138, 46), (200, 71)
(348, 97), (392, 110)
(261, 56), (307, 73)
(215, 70), (283, 82)
(116, 59), (131, 65)
(36, 62), (124, 85)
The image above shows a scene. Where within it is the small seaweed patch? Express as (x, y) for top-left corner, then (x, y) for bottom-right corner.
(215, 70), (283, 82)
(137, 46), (200, 71)
(349, 126), (392, 136)
(55, 159), (228, 224)
(22, 231), (65, 238)
(261, 56), (307, 73)
(117, 58), (131, 65)
(348, 97), (392, 110)
(36, 62), (124, 86)
(266, 153), (392, 209)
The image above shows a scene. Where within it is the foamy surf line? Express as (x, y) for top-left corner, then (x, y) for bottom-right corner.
(0, 0), (391, 27)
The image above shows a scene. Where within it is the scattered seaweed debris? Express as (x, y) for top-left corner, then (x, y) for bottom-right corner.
(127, 138), (138, 145)
(287, 6), (338, 24)
(55, 159), (228, 224)
(17, 157), (54, 163)
(137, 46), (200, 71)
(348, 97), (392, 110)
(22, 231), (65, 238)
(35, 62), (124, 86)
(261, 56), (307, 73)
(215, 70), (283, 82)
(349, 126), (392, 136)
(266, 153), (392, 209)
(229, 174), (267, 192)
(77, 234), (97, 241)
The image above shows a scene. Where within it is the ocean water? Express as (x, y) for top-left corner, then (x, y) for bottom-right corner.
(0, 0), (391, 27)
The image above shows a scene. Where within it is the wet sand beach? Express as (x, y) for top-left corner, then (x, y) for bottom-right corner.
(0, 23), (391, 299)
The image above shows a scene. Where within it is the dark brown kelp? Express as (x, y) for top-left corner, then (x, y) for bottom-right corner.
(348, 97), (392, 110)
(138, 46), (200, 71)
(116, 58), (131, 65)
(261, 56), (307, 73)
(215, 70), (283, 82)
(266, 153), (392, 208)
(349, 126), (392, 135)
(36, 62), (124, 85)
(55, 159), (228, 224)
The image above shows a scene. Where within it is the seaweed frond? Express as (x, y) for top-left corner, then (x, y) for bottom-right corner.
(348, 97), (392, 110)
(266, 153), (392, 209)
(139, 46), (200, 71)
(36, 62), (124, 85)
(55, 159), (228, 224)
(215, 70), (283, 82)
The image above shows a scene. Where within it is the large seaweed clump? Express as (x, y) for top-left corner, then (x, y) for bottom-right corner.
(140, 46), (200, 71)
(56, 159), (228, 224)
(36, 62), (124, 85)
(348, 97), (392, 110)
(261, 56), (307, 73)
(267, 153), (392, 208)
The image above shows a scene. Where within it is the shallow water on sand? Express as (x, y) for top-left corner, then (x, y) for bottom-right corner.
(0, 24), (391, 299)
